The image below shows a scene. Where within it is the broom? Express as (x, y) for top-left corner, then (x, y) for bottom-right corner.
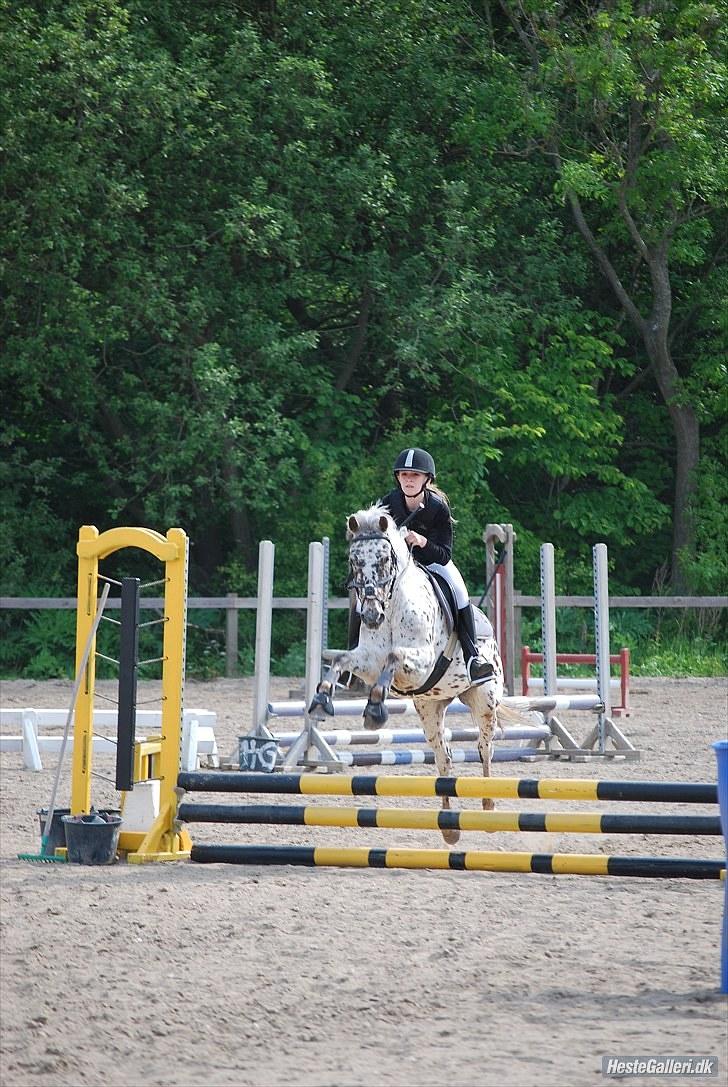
(18, 582), (111, 862)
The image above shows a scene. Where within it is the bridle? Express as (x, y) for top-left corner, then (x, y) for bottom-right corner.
(345, 532), (400, 606)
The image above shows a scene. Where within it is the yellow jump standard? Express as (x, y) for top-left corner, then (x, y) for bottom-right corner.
(72, 525), (191, 862)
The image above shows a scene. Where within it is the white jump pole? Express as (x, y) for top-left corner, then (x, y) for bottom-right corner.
(268, 693), (605, 718)
(534, 544), (582, 754)
(304, 541), (324, 712)
(540, 543), (558, 698)
(578, 543), (636, 755)
(593, 542), (612, 749)
(252, 540), (275, 737)
(321, 536), (330, 655)
(281, 542), (340, 768)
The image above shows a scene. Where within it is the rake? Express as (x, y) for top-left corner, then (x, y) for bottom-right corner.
(18, 583), (111, 863)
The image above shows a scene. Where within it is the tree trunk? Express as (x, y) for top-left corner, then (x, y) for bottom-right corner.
(335, 288), (372, 393)
(643, 331), (700, 593)
(640, 248), (699, 591)
(565, 193), (700, 590)
(223, 438), (255, 568)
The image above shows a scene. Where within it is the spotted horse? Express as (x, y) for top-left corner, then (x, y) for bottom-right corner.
(309, 504), (505, 844)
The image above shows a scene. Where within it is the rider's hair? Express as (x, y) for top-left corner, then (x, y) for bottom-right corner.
(425, 481), (457, 523)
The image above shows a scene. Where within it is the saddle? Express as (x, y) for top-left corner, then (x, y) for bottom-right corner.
(393, 565), (493, 696)
(419, 566), (493, 640)
(422, 567), (456, 633)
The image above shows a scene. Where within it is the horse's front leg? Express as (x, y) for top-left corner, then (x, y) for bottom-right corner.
(308, 659), (343, 717)
(362, 644), (435, 728)
(413, 697), (460, 846)
(362, 652), (399, 727)
(308, 649), (373, 717)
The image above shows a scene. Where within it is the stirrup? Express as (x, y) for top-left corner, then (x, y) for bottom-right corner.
(467, 658), (494, 685)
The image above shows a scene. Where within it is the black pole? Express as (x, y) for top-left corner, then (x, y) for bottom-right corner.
(116, 577), (140, 791)
(477, 544), (506, 609)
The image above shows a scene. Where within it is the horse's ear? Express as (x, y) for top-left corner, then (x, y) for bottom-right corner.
(348, 515), (359, 533)
(379, 515), (389, 532)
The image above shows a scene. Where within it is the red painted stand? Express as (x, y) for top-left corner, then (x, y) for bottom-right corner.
(521, 646), (631, 717)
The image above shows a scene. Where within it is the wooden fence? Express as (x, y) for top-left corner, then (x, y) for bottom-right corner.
(2, 594), (725, 678)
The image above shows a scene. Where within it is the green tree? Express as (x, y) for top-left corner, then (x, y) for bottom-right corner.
(489, 0), (728, 589)
(3, 0), (723, 619)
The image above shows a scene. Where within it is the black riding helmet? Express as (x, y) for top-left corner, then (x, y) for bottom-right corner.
(393, 447), (436, 481)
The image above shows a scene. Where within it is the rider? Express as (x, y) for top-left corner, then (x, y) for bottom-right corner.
(379, 447), (494, 685)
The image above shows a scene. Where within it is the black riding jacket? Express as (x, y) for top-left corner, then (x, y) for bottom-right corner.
(378, 487), (453, 567)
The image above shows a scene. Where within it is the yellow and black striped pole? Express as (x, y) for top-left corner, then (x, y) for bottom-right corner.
(177, 771), (718, 805)
(176, 802), (722, 837)
(189, 843), (726, 880)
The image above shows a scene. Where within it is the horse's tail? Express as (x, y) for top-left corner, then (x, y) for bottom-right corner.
(496, 703), (543, 726)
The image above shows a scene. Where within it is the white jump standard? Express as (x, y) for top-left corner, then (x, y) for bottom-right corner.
(246, 533), (638, 771)
(245, 537), (591, 770)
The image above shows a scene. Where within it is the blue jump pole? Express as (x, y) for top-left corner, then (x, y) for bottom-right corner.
(713, 740), (728, 994)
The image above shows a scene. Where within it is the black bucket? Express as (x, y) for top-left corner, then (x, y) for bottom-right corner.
(37, 808), (71, 854)
(62, 813), (122, 865)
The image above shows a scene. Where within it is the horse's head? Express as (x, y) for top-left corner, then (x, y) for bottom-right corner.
(345, 505), (408, 629)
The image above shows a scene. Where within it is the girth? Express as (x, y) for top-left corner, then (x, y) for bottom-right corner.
(391, 564), (459, 696)
(392, 628), (460, 697)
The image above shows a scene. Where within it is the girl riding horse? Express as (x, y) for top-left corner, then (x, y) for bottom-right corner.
(378, 447), (493, 685)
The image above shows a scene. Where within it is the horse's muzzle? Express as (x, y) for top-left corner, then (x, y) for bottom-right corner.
(361, 599), (385, 628)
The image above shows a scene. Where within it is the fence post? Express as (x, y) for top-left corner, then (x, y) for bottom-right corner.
(225, 593), (239, 678)
(513, 597), (522, 679)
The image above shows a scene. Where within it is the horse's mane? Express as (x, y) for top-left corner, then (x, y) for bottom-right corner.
(346, 503), (410, 567)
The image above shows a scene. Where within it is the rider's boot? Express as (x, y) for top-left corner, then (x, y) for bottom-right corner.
(457, 605), (494, 685)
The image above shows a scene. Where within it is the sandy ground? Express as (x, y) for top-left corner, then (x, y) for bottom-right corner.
(0, 675), (727, 1087)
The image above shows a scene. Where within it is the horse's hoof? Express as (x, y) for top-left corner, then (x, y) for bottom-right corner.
(308, 691), (335, 717)
(482, 798), (495, 812)
(441, 827), (461, 847)
(363, 701), (389, 727)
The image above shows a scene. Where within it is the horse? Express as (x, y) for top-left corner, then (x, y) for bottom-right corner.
(309, 504), (505, 844)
